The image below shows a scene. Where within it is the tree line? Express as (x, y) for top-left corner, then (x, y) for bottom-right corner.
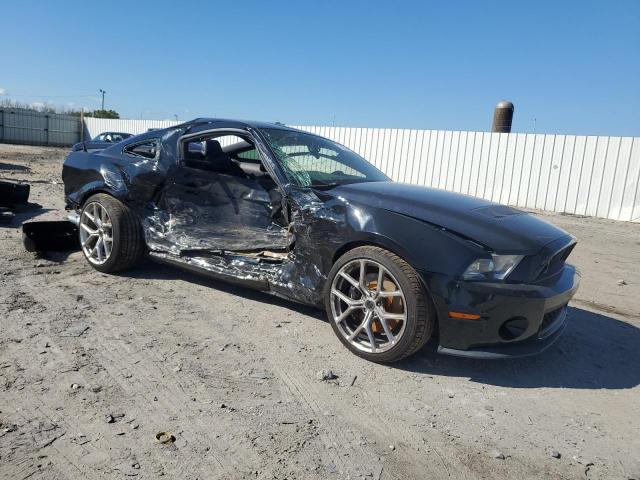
(0, 98), (120, 118)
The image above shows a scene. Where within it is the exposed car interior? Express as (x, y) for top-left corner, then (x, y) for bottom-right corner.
(163, 132), (289, 253)
(183, 135), (270, 180)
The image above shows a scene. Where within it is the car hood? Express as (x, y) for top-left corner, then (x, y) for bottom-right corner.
(330, 181), (569, 253)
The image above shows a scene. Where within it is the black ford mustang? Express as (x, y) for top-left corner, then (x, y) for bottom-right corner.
(62, 118), (579, 362)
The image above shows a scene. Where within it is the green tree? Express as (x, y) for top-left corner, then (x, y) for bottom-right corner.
(90, 109), (120, 119)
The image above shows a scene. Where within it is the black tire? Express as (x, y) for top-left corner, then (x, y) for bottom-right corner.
(79, 193), (144, 273)
(324, 246), (435, 363)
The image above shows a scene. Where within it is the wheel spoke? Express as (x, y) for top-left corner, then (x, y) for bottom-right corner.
(375, 266), (384, 294)
(335, 305), (357, 323)
(339, 271), (360, 290)
(379, 316), (397, 344)
(365, 323), (377, 352)
(94, 237), (104, 262)
(377, 290), (403, 298)
(80, 223), (97, 235)
(93, 203), (101, 227)
(332, 289), (360, 307)
(81, 234), (97, 248)
(348, 310), (371, 341)
(381, 312), (406, 321)
(358, 259), (366, 289)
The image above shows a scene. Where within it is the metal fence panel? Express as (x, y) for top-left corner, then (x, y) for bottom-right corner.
(0, 108), (80, 146)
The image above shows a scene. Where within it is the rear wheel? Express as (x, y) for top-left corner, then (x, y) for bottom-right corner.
(79, 194), (144, 273)
(325, 246), (435, 363)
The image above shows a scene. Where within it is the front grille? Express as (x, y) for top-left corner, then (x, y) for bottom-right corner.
(538, 305), (567, 339)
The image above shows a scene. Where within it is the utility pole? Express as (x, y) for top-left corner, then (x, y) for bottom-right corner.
(173, 114), (178, 121)
(99, 89), (106, 110)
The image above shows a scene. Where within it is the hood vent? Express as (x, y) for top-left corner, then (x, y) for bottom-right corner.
(472, 205), (524, 219)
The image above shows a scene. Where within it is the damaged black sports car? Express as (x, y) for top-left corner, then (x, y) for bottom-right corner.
(62, 118), (579, 362)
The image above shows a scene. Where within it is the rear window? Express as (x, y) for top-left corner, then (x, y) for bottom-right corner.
(123, 139), (159, 159)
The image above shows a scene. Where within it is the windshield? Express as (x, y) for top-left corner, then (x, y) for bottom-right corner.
(259, 128), (389, 187)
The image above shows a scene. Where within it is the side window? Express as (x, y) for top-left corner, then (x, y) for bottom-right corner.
(124, 139), (159, 159)
(236, 148), (260, 161)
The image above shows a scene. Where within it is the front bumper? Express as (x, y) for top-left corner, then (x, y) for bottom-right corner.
(423, 264), (580, 359)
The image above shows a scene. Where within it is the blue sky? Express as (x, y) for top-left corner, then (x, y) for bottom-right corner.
(1, 0), (638, 135)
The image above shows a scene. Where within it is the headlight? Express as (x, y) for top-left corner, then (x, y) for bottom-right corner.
(462, 254), (523, 281)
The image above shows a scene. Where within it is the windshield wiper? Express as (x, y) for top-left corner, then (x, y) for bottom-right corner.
(310, 181), (342, 189)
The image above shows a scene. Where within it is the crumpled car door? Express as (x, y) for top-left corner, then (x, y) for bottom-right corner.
(146, 164), (291, 254)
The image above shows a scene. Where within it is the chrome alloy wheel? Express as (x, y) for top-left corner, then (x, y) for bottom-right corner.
(79, 202), (113, 265)
(330, 259), (407, 353)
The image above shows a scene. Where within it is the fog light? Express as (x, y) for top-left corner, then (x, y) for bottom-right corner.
(499, 317), (528, 340)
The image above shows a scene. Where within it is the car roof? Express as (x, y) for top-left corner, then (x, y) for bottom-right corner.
(162, 118), (304, 135)
(106, 118), (314, 153)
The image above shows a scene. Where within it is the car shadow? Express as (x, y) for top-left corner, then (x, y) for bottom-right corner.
(0, 162), (31, 172)
(399, 307), (640, 390)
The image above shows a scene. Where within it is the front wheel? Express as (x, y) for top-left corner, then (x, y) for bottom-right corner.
(324, 246), (435, 363)
(79, 193), (144, 273)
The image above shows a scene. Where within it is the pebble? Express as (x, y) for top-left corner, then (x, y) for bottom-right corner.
(71, 383), (81, 390)
(490, 450), (505, 460)
(317, 370), (337, 381)
(105, 414), (115, 424)
(173, 365), (182, 373)
(551, 450), (561, 459)
(617, 279), (627, 286)
(389, 445), (395, 451)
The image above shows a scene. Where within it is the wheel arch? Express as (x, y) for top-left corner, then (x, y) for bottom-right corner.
(75, 186), (123, 210)
(331, 233), (417, 270)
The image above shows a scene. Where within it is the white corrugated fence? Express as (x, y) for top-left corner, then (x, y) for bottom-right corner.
(83, 117), (181, 138)
(83, 118), (640, 223)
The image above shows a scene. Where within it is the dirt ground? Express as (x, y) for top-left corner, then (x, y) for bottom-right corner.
(1, 143), (639, 480)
